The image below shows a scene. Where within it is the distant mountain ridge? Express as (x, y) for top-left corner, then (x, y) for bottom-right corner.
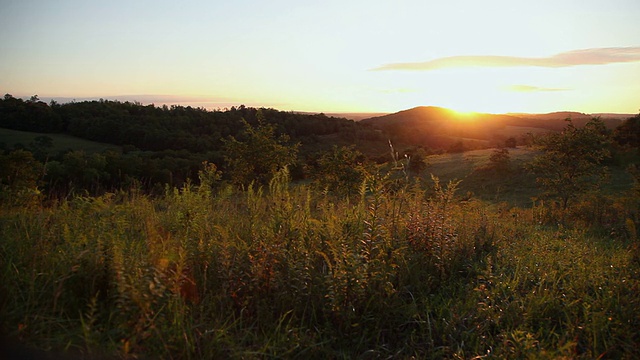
(506, 111), (592, 121)
(591, 113), (637, 119)
(360, 106), (630, 150)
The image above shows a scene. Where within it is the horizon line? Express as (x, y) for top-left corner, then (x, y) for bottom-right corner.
(3, 93), (637, 117)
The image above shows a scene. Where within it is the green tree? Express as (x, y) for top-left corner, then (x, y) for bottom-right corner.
(223, 116), (299, 186)
(46, 151), (110, 194)
(405, 147), (429, 176)
(29, 135), (54, 161)
(614, 113), (640, 149)
(505, 136), (517, 148)
(0, 149), (43, 206)
(529, 118), (611, 209)
(488, 147), (511, 172)
(312, 145), (366, 196)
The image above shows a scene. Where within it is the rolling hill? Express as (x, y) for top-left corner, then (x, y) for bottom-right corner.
(360, 106), (628, 150)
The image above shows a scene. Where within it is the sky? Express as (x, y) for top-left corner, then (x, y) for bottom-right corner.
(1, 0), (639, 114)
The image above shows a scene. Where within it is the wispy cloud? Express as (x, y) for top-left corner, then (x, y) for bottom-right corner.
(505, 85), (570, 93)
(372, 47), (640, 71)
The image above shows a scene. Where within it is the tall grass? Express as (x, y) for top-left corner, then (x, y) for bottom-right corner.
(1, 168), (639, 358)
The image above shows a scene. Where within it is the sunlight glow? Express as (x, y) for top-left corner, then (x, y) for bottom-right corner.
(1, 0), (638, 114)
(449, 109), (478, 119)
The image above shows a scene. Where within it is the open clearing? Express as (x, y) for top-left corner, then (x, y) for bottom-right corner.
(0, 128), (121, 154)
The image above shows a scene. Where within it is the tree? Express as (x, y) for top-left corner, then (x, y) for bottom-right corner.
(0, 149), (43, 206)
(29, 135), (54, 161)
(488, 147), (511, 172)
(529, 118), (611, 209)
(45, 151), (110, 194)
(406, 147), (429, 176)
(311, 145), (366, 196)
(223, 115), (299, 186)
(614, 113), (640, 149)
(505, 137), (517, 148)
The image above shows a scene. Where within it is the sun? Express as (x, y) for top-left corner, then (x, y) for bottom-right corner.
(450, 109), (477, 118)
(418, 68), (541, 114)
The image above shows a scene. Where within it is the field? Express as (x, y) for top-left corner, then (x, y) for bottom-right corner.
(1, 152), (639, 358)
(0, 128), (121, 154)
(501, 125), (553, 138)
(427, 147), (544, 206)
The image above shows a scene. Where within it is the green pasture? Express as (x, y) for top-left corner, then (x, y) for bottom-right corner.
(0, 128), (121, 154)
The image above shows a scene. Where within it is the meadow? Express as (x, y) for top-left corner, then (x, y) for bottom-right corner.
(0, 128), (121, 155)
(1, 160), (639, 359)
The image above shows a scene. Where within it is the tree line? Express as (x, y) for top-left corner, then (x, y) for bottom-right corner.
(0, 94), (385, 198)
(0, 94), (381, 153)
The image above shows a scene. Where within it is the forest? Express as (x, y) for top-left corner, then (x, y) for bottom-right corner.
(1, 94), (640, 358)
(0, 94), (390, 196)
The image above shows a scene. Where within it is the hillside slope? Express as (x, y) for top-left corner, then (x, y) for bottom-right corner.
(361, 106), (626, 150)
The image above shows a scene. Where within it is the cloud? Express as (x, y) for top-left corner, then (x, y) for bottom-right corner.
(505, 85), (570, 93)
(372, 47), (640, 71)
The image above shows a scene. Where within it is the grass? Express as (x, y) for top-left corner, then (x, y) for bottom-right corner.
(0, 128), (121, 154)
(501, 125), (552, 138)
(427, 147), (540, 206)
(1, 165), (639, 358)
(425, 146), (635, 207)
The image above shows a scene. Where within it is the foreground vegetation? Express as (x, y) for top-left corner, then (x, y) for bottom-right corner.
(1, 165), (639, 358)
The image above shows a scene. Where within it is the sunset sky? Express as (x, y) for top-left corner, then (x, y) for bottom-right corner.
(1, 0), (639, 114)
